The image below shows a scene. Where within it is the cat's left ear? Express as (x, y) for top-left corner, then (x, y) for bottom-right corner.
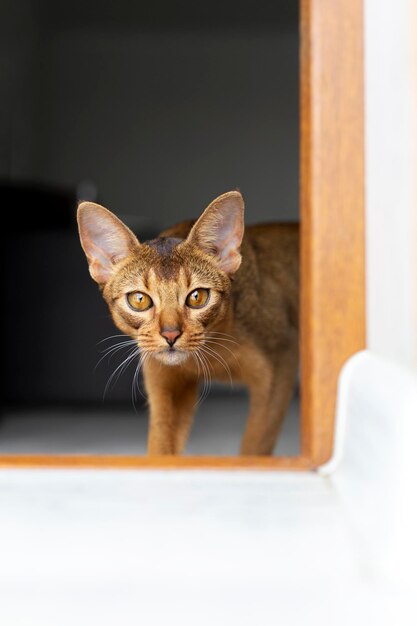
(187, 191), (245, 274)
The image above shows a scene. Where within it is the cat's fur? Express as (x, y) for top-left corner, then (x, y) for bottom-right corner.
(77, 191), (299, 455)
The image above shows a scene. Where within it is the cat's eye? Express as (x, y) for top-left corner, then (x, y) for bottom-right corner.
(186, 288), (210, 309)
(126, 291), (153, 311)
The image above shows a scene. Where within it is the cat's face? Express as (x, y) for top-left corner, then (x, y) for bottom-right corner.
(100, 237), (232, 365)
(77, 191), (244, 366)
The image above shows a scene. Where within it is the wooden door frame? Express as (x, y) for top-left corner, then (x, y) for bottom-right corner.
(0, 0), (365, 470)
(300, 0), (365, 467)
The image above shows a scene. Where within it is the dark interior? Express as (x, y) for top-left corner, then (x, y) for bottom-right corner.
(1, 0), (299, 454)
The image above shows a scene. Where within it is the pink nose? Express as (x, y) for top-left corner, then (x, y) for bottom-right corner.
(160, 328), (182, 346)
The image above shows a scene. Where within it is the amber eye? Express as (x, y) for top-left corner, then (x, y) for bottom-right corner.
(186, 288), (210, 309)
(126, 291), (153, 311)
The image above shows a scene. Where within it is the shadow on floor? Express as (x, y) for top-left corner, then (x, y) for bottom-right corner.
(0, 392), (300, 456)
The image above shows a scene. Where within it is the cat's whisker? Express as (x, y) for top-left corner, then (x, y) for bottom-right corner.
(131, 349), (149, 409)
(99, 340), (137, 358)
(205, 335), (240, 348)
(203, 338), (241, 369)
(190, 353), (203, 408)
(100, 337), (138, 349)
(114, 348), (141, 389)
(104, 350), (137, 395)
(132, 351), (142, 400)
(103, 345), (140, 399)
(95, 339), (138, 371)
(195, 348), (212, 405)
(200, 344), (234, 388)
(205, 331), (240, 343)
(97, 334), (131, 345)
(193, 350), (209, 406)
(131, 360), (140, 410)
(202, 351), (213, 400)
(191, 350), (201, 378)
(204, 337), (238, 352)
(192, 351), (204, 403)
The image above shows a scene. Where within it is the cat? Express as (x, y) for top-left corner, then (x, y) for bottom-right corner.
(77, 191), (299, 456)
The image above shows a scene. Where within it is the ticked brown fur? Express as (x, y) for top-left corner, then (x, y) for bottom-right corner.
(77, 191), (298, 456)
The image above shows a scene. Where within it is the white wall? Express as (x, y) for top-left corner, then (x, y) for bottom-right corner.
(365, 0), (417, 369)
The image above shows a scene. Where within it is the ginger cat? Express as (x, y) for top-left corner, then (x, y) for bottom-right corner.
(77, 191), (299, 456)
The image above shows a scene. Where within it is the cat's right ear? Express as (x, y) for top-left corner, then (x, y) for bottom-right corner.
(77, 202), (140, 284)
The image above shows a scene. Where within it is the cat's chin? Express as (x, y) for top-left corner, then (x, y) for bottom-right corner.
(153, 350), (190, 366)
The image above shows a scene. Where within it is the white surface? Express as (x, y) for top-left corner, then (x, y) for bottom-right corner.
(0, 351), (416, 625)
(365, 0), (417, 368)
(0, 470), (350, 626)
(0, 468), (408, 626)
(321, 351), (417, 589)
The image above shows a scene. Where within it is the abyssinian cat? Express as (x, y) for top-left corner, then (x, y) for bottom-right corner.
(77, 191), (299, 456)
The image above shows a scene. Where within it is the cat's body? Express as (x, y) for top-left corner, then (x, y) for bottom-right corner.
(78, 192), (299, 455)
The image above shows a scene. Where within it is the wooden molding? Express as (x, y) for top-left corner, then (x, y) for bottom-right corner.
(0, 455), (312, 471)
(300, 0), (366, 465)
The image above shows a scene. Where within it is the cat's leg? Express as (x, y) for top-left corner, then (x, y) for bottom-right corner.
(143, 359), (198, 455)
(240, 344), (298, 456)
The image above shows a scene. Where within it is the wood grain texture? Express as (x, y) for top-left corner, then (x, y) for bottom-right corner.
(0, 455), (312, 471)
(300, 0), (366, 465)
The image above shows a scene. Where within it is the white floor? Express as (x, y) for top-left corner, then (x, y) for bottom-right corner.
(0, 468), (413, 626)
(0, 393), (300, 456)
(0, 352), (416, 626)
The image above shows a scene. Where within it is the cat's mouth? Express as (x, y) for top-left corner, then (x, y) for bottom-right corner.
(154, 347), (189, 366)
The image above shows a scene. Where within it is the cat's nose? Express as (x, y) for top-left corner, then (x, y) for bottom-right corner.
(160, 328), (182, 347)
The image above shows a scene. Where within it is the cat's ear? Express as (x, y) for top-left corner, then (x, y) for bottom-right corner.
(187, 191), (245, 274)
(77, 202), (140, 284)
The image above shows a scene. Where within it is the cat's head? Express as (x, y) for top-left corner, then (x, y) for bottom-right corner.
(77, 191), (244, 365)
